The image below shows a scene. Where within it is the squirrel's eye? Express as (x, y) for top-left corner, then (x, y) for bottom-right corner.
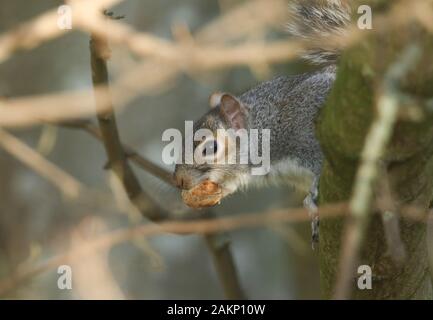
(202, 140), (218, 157)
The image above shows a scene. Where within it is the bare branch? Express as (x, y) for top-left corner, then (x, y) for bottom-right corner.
(61, 120), (173, 185)
(0, 128), (82, 199)
(0, 199), (430, 296)
(0, 0), (430, 129)
(0, 202), (348, 296)
(90, 31), (167, 221)
(204, 232), (245, 299)
(376, 167), (407, 264)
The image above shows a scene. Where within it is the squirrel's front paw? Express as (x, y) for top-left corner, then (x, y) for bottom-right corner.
(303, 191), (319, 249)
(311, 216), (320, 249)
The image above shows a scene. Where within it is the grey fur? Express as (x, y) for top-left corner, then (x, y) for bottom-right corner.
(174, 65), (336, 200)
(173, 1), (349, 242)
(287, 0), (351, 64)
(241, 65), (336, 176)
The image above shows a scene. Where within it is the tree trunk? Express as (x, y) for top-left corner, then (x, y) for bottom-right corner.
(317, 0), (433, 299)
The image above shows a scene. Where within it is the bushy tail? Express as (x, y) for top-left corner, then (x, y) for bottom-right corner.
(287, 0), (351, 65)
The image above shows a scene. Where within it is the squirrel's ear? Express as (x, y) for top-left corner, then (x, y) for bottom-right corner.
(209, 92), (224, 109)
(219, 94), (247, 130)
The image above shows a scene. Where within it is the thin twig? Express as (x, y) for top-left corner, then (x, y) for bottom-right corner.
(376, 166), (406, 264)
(0, 1), (429, 129)
(61, 119), (173, 185)
(0, 128), (82, 199)
(0, 202), (348, 296)
(0, 0), (125, 63)
(1, 0), (429, 68)
(0, 200), (430, 297)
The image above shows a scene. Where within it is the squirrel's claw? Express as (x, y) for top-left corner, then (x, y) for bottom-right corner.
(304, 180), (320, 250)
(311, 216), (320, 250)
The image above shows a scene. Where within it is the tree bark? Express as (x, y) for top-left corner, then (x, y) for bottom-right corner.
(317, 0), (433, 299)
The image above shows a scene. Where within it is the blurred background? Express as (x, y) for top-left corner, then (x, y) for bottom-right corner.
(0, 0), (320, 299)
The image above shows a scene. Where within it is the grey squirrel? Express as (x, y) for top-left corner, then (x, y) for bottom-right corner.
(173, 0), (351, 243)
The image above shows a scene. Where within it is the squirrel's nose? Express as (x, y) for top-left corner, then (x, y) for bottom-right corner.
(174, 174), (188, 190)
(175, 176), (184, 189)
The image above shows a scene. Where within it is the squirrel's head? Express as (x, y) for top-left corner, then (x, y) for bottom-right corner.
(173, 93), (251, 208)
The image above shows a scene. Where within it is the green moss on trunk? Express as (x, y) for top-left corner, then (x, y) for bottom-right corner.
(316, 0), (433, 299)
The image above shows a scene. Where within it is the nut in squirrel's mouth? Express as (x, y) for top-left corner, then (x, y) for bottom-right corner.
(181, 180), (223, 209)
